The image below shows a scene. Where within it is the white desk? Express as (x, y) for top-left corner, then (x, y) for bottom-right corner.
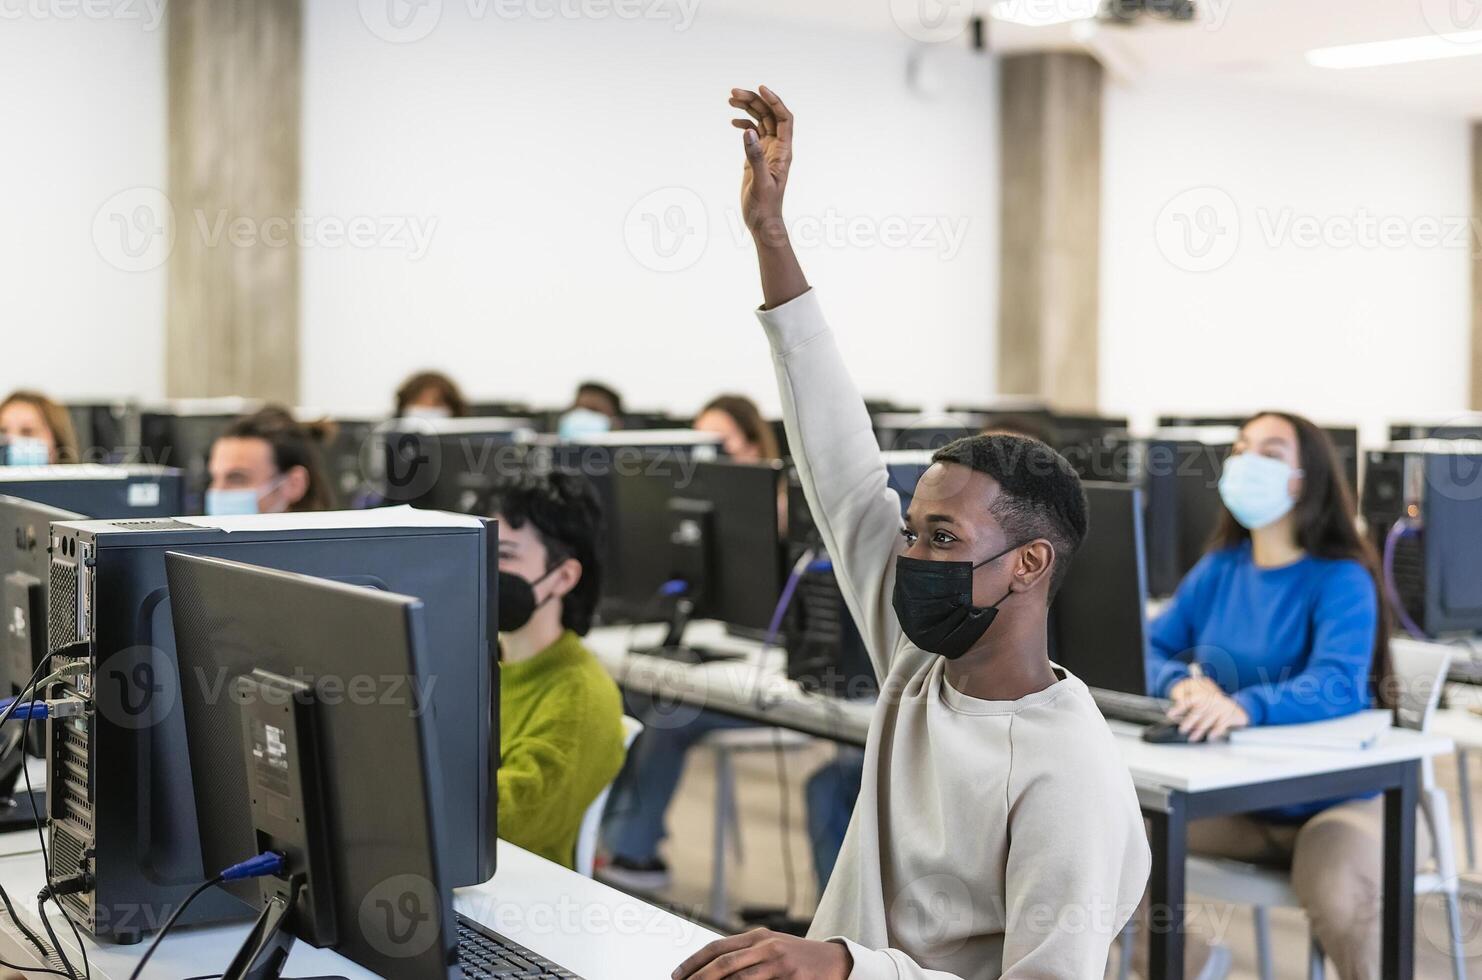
(587, 621), (872, 745)
(0, 840), (719, 979)
(590, 620), (1452, 980)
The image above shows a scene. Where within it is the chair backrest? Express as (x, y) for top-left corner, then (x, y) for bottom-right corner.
(1388, 637), (1452, 733)
(574, 714), (644, 877)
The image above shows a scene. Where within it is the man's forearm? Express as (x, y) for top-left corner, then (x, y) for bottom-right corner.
(755, 230), (809, 310)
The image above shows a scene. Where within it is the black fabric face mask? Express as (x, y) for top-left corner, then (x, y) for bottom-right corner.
(497, 566), (560, 634)
(891, 543), (1021, 660)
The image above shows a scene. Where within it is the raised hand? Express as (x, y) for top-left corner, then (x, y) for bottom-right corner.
(729, 85), (793, 245)
(727, 85), (807, 309)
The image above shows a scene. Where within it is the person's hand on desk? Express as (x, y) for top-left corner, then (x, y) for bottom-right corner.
(673, 928), (851, 980)
(1167, 679), (1249, 743)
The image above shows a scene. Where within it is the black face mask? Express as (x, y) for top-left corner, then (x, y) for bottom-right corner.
(497, 566), (560, 634)
(891, 542), (1021, 660)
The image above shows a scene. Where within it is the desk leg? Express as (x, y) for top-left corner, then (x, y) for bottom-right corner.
(1146, 794), (1187, 980)
(1382, 761), (1418, 980)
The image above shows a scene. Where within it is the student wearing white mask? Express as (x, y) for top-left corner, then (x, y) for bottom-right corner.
(1142, 411), (1401, 980)
(394, 370), (469, 420)
(0, 390), (80, 464)
(205, 407), (337, 516)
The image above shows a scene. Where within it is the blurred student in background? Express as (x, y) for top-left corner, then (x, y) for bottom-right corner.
(1143, 411), (1397, 980)
(395, 369), (468, 420)
(206, 406), (337, 515)
(486, 470), (626, 869)
(693, 393), (780, 463)
(559, 380), (624, 440)
(0, 390), (80, 464)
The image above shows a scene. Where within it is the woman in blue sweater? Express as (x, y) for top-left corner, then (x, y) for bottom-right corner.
(1146, 411), (1404, 980)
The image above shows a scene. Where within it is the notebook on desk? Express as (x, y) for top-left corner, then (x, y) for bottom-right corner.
(1229, 709), (1393, 751)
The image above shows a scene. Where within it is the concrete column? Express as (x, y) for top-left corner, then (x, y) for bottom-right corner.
(997, 52), (1103, 413)
(166, 0), (302, 403)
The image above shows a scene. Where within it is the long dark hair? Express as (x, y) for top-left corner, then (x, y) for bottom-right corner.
(1208, 411), (1391, 706)
(220, 406), (338, 512)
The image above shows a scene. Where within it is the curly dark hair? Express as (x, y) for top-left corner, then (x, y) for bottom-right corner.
(484, 469), (606, 636)
(931, 434), (1089, 596)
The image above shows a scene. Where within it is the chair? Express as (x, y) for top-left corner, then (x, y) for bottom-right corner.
(1118, 638), (1465, 980)
(702, 725), (813, 922)
(575, 715), (644, 878)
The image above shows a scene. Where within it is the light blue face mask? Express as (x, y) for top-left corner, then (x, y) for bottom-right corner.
(204, 476), (286, 517)
(1218, 452), (1301, 530)
(5, 438), (51, 466)
(558, 407), (612, 441)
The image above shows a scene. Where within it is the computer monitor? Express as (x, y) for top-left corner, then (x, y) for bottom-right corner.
(0, 464), (183, 518)
(0, 495), (81, 830)
(66, 400), (139, 463)
(668, 460), (784, 636)
(872, 412), (986, 454)
(1389, 418), (1482, 443)
(1140, 428), (1234, 597)
(140, 398), (262, 513)
(1155, 414), (1247, 429)
(882, 451), (933, 515)
(601, 458), (781, 638)
(379, 416), (536, 511)
(1050, 483), (1151, 695)
(622, 411), (695, 431)
(1362, 441), (1482, 635)
(167, 553), (459, 978)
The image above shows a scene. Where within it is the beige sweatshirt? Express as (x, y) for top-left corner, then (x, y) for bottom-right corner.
(758, 290), (1150, 980)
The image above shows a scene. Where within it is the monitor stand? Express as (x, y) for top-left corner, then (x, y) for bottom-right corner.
(631, 598), (745, 665)
(223, 880), (345, 980)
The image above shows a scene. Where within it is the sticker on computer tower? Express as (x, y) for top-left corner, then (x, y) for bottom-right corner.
(127, 482), (161, 508)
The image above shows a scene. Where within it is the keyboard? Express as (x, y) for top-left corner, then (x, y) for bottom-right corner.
(1090, 688), (1173, 727)
(456, 913), (584, 979)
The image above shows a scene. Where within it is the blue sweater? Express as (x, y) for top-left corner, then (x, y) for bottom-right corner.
(1147, 543), (1379, 821)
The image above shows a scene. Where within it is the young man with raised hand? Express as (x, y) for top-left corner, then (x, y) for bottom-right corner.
(673, 87), (1149, 980)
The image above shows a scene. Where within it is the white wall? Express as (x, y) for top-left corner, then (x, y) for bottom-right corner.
(1, 4), (167, 401)
(1100, 78), (1472, 445)
(300, 6), (999, 417)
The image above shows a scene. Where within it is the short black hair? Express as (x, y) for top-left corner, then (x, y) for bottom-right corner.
(575, 381), (624, 418)
(484, 469), (606, 636)
(931, 434), (1089, 596)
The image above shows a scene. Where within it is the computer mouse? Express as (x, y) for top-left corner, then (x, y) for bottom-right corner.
(1142, 723), (1227, 745)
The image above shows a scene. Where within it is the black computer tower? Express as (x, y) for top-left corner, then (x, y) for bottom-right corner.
(0, 466), (183, 520)
(783, 480), (877, 699)
(41, 511), (496, 942)
(1361, 446), (1482, 636)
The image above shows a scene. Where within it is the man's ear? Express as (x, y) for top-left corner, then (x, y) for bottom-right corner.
(281, 465), (310, 507)
(1013, 540), (1056, 593)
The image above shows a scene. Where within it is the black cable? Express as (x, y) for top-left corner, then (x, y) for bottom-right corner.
(771, 728), (798, 916)
(21, 666), (89, 980)
(32, 891), (77, 980)
(124, 875), (224, 980)
(0, 879), (53, 966)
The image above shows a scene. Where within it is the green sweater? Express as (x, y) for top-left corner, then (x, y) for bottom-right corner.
(498, 630), (625, 869)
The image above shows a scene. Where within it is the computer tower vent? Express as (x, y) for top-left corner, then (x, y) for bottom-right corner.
(47, 560), (80, 653)
(50, 824), (92, 923)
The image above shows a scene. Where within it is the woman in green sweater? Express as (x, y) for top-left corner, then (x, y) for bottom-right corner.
(487, 470), (626, 869)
